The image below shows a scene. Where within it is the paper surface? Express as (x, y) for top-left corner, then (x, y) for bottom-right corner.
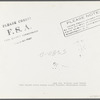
(0, 1), (100, 98)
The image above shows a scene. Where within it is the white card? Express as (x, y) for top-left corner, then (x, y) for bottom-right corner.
(0, 1), (100, 98)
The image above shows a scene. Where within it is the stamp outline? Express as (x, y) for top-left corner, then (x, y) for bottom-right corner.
(60, 8), (100, 37)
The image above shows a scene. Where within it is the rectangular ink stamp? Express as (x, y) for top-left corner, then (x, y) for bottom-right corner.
(60, 9), (100, 37)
